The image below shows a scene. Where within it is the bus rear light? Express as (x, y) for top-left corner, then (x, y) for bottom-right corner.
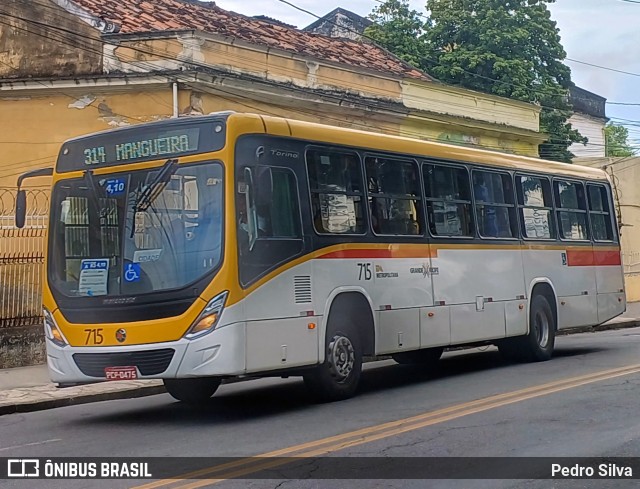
(308, 323), (316, 330)
(44, 308), (68, 347)
(185, 291), (228, 340)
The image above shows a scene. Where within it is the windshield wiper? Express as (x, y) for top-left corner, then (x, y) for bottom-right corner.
(133, 159), (179, 213)
(83, 169), (102, 217)
(130, 159), (179, 236)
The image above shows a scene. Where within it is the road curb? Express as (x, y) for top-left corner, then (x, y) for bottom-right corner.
(1, 318), (638, 416)
(0, 384), (166, 416)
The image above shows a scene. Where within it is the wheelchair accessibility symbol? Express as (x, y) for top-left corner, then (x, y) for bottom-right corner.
(124, 263), (141, 283)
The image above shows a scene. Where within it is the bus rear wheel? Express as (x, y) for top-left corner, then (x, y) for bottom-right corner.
(392, 347), (444, 367)
(498, 294), (555, 362)
(163, 377), (221, 404)
(303, 327), (362, 402)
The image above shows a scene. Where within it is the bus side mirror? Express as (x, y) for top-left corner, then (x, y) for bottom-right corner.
(255, 166), (273, 207)
(15, 189), (27, 229)
(15, 167), (53, 229)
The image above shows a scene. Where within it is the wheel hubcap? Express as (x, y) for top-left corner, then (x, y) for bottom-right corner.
(535, 311), (550, 348)
(328, 335), (355, 381)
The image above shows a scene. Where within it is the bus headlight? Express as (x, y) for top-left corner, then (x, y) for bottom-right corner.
(185, 291), (229, 340)
(44, 308), (68, 347)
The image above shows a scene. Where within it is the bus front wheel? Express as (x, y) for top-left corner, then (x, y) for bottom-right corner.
(163, 377), (221, 404)
(303, 327), (362, 402)
(499, 294), (555, 362)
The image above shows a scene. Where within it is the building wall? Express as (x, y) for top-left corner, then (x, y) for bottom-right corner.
(0, 0), (102, 79)
(569, 113), (606, 158)
(1, 23), (546, 184)
(0, 87), (190, 188)
(107, 35), (543, 155)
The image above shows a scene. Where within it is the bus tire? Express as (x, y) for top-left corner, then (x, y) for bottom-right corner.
(392, 347), (443, 367)
(303, 324), (362, 402)
(163, 377), (221, 404)
(499, 294), (555, 362)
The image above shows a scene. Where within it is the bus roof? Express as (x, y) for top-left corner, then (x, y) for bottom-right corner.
(250, 114), (609, 182)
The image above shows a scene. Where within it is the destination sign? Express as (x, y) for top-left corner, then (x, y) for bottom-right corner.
(83, 130), (197, 166)
(56, 118), (226, 172)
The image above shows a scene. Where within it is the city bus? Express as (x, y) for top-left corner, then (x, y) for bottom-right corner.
(15, 112), (625, 403)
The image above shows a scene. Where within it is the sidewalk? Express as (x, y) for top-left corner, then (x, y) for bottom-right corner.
(2, 305), (640, 416)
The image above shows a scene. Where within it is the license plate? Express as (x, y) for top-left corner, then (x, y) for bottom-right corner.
(104, 366), (138, 381)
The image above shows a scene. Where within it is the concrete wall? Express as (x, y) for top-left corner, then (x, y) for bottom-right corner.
(0, 0), (102, 79)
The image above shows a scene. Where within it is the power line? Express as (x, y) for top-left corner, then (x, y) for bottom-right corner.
(566, 58), (640, 78)
(608, 102), (640, 106)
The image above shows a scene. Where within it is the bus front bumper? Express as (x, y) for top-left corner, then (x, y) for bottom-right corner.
(45, 322), (247, 384)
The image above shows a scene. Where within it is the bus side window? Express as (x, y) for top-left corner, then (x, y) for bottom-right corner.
(423, 163), (473, 237)
(516, 175), (555, 240)
(365, 156), (422, 236)
(587, 183), (614, 241)
(472, 170), (517, 239)
(553, 179), (589, 241)
(306, 149), (365, 234)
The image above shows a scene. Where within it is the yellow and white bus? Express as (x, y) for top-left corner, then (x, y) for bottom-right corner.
(16, 112), (625, 403)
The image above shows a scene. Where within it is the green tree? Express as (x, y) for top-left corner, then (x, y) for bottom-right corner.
(365, 0), (427, 68)
(366, 0), (587, 163)
(605, 122), (635, 157)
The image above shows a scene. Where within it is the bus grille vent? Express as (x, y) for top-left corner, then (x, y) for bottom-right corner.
(72, 349), (175, 377)
(294, 276), (312, 303)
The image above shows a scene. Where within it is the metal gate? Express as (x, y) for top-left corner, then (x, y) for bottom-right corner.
(0, 188), (49, 328)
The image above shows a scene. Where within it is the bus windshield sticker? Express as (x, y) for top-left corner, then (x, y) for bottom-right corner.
(124, 263), (141, 283)
(104, 178), (126, 196)
(133, 249), (162, 263)
(78, 259), (109, 297)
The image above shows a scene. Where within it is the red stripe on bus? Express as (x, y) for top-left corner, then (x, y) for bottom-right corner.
(566, 250), (594, 267)
(567, 249), (621, 267)
(594, 250), (621, 266)
(319, 249), (395, 259)
(318, 247), (434, 259)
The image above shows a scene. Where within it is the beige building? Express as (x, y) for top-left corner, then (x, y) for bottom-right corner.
(569, 86), (608, 159)
(0, 0), (548, 191)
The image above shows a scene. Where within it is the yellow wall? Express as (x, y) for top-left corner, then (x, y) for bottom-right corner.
(403, 81), (540, 132)
(0, 88), (190, 188)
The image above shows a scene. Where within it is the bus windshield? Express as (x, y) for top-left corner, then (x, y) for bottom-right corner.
(48, 161), (224, 298)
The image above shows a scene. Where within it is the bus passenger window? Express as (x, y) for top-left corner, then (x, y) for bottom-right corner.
(516, 175), (555, 239)
(306, 149), (365, 234)
(472, 170), (516, 238)
(587, 184), (614, 241)
(423, 164), (473, 237)
(554, 180), (589, 240)
(365, 157), (423, 236)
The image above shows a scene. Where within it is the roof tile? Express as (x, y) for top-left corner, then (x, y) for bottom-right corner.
(68, 0), (431, 81)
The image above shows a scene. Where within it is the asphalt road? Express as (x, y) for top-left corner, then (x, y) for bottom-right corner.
(4, 327), (640, 489)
